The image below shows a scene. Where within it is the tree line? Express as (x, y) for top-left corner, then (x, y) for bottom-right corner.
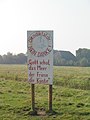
(0, 48), (90, 67)
(0, 52), (27, 64)
(54, 48), (90, 67)
(76, 48), (90, 66)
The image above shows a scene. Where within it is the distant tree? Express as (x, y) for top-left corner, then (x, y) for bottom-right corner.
(79, 58), (88, 67)
(0, 55), (3, 64)
(68, 60), (74, 66)
(76, 48), (90, 66)
(3, 54), (7, 64)
(6, 52), (13, 64)
(60, 58), (66, 66)
(16, 53), (27, 64)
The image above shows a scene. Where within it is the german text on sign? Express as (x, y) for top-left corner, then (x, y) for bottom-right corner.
(27, 31), (53, 85)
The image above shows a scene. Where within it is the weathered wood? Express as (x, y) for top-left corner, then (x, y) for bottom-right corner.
(31, 84), (35, 111)
(49, 85), (52, 111)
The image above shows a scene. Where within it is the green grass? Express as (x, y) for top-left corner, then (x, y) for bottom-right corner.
(0, 65), (90, 120)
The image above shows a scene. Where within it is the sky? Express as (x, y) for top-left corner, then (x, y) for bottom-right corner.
(0, 0), (90, 55)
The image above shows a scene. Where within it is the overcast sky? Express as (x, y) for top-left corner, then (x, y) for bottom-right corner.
(0, 0), (90, 55)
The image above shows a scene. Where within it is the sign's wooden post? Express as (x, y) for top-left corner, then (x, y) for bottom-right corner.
(49, 85), (52, 111)
(31, 84), (35, 111)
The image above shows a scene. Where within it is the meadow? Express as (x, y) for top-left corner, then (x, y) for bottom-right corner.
(0, 65), (90, 120)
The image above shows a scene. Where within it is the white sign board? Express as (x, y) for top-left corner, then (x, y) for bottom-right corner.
(27, 31), (53, 85)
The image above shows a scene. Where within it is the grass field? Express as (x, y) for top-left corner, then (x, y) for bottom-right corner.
(0, 65), (90, 120)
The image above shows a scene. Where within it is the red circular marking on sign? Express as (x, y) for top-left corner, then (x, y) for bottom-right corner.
(27, 31), (52, 57)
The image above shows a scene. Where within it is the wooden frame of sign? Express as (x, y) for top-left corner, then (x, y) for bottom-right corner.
(27, 31), (53, 114)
